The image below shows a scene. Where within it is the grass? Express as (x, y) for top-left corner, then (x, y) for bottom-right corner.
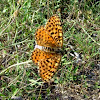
(0, 0), (100, 100)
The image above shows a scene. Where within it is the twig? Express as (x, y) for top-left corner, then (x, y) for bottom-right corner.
(0, 60), (32, 75)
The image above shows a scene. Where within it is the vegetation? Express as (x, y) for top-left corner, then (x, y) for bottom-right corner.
(0, 0), (100, 99)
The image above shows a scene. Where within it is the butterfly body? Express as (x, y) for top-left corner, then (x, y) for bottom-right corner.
(31, 15), (63, 82)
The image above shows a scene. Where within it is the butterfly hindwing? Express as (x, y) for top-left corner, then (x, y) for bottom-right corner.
(35, 26), (57, 47)
(31, 48), (54, 64)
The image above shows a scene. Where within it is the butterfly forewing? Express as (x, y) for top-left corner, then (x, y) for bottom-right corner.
(39, 54), (61, 82)
(45, 15), (63, 47)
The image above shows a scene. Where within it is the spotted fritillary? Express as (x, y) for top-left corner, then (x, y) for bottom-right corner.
(31, 15), (63, 82)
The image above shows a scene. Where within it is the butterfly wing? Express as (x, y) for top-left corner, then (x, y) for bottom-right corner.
(31, 48), (54, 64)
(35, 15), (63, 48)
(45, 15), (63, 47)
(31, 48), (61, 82)
(35, 26), (57, 47)
(39, 54), (61, 82)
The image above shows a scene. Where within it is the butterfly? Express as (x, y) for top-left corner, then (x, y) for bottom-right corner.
(31, 15), (63, 82)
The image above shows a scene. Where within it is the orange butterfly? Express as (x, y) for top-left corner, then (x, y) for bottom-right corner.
(31, 15), (63, 82)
